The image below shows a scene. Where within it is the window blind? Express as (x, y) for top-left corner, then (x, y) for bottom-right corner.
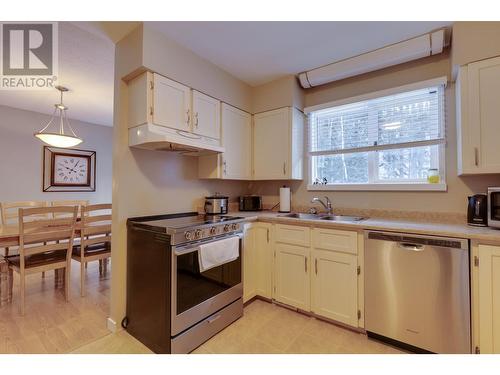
(308, 85), (445, 156)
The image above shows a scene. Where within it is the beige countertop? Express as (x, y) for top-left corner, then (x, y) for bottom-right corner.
(234, 210), (500, 243)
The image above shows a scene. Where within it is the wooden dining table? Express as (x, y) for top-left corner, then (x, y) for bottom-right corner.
(0, 221), (111, 305)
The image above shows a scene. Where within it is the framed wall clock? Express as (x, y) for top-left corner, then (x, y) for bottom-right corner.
(43, 146), (96, 192)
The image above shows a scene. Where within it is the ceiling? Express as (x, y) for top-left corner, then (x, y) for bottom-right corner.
(148, 21), (453, 86)
(0, 21), (453, 128)
(0, 22), (116, 127)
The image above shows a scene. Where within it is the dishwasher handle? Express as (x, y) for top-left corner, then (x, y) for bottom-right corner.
(398, 242), (424, 252)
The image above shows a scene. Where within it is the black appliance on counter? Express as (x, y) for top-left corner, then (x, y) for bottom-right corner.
(125, 212), (245, 354)
(239, 195), (262, 211)
(467, 194), (488, 227)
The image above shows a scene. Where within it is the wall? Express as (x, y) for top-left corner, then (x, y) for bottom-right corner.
(246, 51), (500, 215)
(0, 105), (112, 205)
(110, 25), (250, 328)
(252, 75), (304, 113)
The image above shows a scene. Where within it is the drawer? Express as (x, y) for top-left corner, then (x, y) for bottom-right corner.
(275, 224), (310, 247)
(312, 227), (358, 255)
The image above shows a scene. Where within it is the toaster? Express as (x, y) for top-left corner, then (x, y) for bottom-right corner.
(239, 195), (262, 211)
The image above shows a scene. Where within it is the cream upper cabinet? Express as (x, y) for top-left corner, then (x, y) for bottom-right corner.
(274, 242), (310, 311)
(457, 57), (500, 175)
(191, 90), (221, 140)
(153, 73), (191, 132)
(253, 107), (304, 180)
(243, 222), (273, 303)
(198, 103), (252, 179)
(475, 244), (500, 353)
(311, 249), (359, 327)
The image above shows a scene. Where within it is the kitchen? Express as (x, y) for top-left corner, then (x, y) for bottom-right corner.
(1, 4), (500, 372)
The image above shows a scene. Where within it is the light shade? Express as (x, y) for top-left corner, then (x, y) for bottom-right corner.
(34, 132), (82, 148)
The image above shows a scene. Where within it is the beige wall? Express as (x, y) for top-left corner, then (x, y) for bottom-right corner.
(451, 22), (500, 69)
(110, 25), (249, 327)
(248, 52), (500, 215)
(252, 75), (304, 113)
(0, 105), (112, 205)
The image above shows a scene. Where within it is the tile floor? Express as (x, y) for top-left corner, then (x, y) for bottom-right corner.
(192, 299), (405, 354)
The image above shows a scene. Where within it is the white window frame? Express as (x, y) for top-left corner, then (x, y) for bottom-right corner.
(305, 77), (447, 192)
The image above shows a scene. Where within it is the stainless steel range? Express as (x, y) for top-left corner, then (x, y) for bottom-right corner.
(126, 212), (245, 354)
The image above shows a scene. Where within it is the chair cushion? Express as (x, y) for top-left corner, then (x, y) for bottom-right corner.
(73, 242), (110, 257)
(7, 251), (67, 269)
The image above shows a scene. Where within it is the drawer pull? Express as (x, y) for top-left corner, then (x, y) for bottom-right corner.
(315, 258), (318, 275)
(305, 257), (308, 273)
(207, 314), (221, 324)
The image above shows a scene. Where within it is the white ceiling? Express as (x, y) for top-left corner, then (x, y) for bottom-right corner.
(0, 22), (115, 127)
(148, 21), (453, 86)
(0, 21), (454, 128)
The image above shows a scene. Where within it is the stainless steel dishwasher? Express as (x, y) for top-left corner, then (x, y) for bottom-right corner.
(364, 231), (471, 354)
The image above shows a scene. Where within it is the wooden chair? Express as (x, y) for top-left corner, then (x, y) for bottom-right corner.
(0, 201), (48, 257)
(51, 200), (89, 219)
(6, 206), (78, 315)
(72, 204), (111, 297)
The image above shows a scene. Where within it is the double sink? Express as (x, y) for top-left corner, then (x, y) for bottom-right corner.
(278, 212), (365, 222)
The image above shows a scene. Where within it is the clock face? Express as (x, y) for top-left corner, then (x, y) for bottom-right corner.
(53, 154), (89, 185)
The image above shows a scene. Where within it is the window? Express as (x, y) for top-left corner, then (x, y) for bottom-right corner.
(307, 78), (446, 191)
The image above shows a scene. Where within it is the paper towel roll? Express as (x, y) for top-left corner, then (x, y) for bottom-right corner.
(279, 186), (291, 213)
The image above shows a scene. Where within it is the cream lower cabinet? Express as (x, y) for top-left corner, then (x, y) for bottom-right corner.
(311, 249), (358, 327)
(274, 242), (310, 311)
(472, 243), (500, 353)
(243, 222), (273, 303)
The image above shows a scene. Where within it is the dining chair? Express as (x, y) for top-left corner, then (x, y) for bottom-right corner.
(6, 206), (78, 315)
(72, 204), (111, 297)
(0, 201), (48, 257)
(51, 200), (89, 219)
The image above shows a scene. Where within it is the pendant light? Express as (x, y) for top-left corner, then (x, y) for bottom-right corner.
(34, 85), (83, 148)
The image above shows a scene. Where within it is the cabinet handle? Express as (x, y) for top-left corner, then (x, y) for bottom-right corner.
(186, 109), (190, 126)
(315, 258), (318, 275)
(305, 257), (308, 273)
(266, 228), (269, 243)
(474, 147), (479, 166)
(195, 112), (199, 127)
(283, 162), (286, 176)
(223, 159), (227, 175)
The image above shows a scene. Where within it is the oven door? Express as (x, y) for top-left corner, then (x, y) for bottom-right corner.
(171, 233), (243, 336)
(489, 189), (500, 227)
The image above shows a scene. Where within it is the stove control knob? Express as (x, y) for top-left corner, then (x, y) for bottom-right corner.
(231, 223), (238, 231)
(184, 231), (192, 241)
(210, 227), (217, 235)
(195, 229), (202, 239)
(224, 224), (230, 232)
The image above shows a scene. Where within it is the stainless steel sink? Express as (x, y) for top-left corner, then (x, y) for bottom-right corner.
(278, 213), (321, 220)
(319, 215), (365, 222)
(278, 213), (366, 222)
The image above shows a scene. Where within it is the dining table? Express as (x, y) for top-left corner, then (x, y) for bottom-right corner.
(0, 221), (111, 305)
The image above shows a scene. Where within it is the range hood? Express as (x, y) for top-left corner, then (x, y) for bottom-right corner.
(129, 123), (224, 156)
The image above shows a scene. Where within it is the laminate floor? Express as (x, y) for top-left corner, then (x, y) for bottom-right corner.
(0, 261), (111, 353)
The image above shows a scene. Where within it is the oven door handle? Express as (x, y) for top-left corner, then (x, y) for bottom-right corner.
(174, 233), (243, 256)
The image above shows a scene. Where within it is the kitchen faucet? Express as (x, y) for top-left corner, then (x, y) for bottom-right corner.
(311, 196), (333, 215)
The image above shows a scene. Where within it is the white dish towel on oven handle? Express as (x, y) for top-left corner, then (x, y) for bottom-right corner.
(198, 236), (240, 272)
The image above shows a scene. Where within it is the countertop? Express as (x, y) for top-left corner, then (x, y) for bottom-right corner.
(233, 210), (500, 243)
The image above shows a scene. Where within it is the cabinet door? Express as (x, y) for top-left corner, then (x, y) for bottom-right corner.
(478, 244), (500, 353)
(462, 57), (500, 174)
(192, 90), (221, 140)
(275, 242), (310, 310)
(311, 249), (358, 327)
(254, 224), (273, 299)
(221, 104), (252, 179)
(153, 73), (191, 132)
(253, 108), (290, 180)
(243, 224), (256, 303)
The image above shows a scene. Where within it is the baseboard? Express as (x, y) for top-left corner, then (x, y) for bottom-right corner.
(107, 317), (118, 333)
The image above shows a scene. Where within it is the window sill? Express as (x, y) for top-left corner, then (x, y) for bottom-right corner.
(307, 183), (447, 192)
